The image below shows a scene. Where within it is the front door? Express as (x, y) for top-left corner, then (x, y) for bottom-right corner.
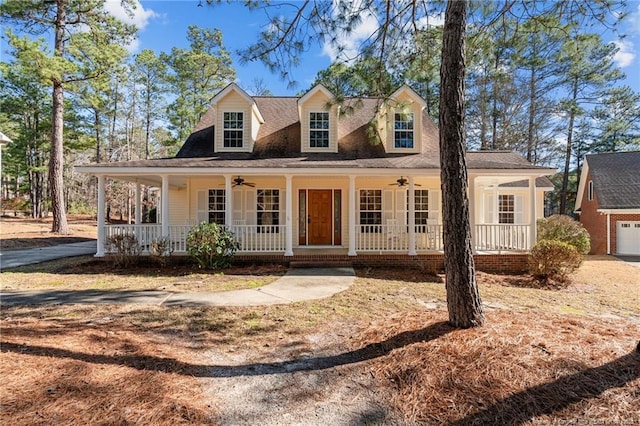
(308, 190), (332, 245)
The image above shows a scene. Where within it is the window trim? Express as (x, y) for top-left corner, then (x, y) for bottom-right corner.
(207, 189), (226, 225)
(256, 189), (280, 233)
(498, 194), (515, 224)
(394, 112), (415, 149)
(413, 189), (430, 226)
(309, 111), (330, 148)
(359, 189), (382, 232)
(588, 180), (594, 201)
(223, 111), (244, 148)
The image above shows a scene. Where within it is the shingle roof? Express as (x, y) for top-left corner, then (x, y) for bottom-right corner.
(586, 151), (640, 209)
(82, 95), (552, 173)
(500, 176), (554, 188)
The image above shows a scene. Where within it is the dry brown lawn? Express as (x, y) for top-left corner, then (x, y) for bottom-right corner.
(1, 217), (639, 424)
(1, 215), (96, 250)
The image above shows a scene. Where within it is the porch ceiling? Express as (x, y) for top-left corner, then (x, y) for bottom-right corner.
(90, 172), (552, 190)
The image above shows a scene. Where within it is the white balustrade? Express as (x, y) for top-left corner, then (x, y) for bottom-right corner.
(229, 224), (286, 252)
(474, 224), (531, 252)
(103, 223), (531, 254)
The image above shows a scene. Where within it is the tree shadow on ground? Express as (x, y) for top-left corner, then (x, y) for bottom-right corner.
(1, 321), (453, 377)
(450, 349), (640, 425)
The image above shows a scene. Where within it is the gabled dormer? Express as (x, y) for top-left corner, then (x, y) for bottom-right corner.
(211, 83), (264, 153)
(375, 85), (427, 154)
(297, 84), (339, 153)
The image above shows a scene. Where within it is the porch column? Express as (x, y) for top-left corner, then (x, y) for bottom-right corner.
(529, 176), (536, 249)
(224, 174), (232, 227)
(493, 185), (499, 224)
(161, 175), (169, 238)
(135, 182), (141, 225)
(469, 175), (476, 253)
(96, 175), (105, 257)
(348, 175), (357, 256)
(408, 176), (416, 255)
(285, 175), (293, 256)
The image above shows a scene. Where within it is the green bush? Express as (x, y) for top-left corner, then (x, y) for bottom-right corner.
(186, 222), (240, 269)
(107, 234), (142, 267)
(528, 240), (583, 281)
(537, 215), (590, 254)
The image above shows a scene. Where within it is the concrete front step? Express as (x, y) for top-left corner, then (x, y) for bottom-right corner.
(289, 260), (353, 269)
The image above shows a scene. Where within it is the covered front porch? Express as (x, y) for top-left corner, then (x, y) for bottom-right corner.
(89, 170), (549, 257)
(103, 222), (532, 254)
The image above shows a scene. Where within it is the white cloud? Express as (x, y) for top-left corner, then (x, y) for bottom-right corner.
(104, 0), (158, 30)
(613, 39), (635, 68)
(321, 2), (443, 64)
(103, 0), (159, 53)
(322, 10), (378, 63)
(416, 13), (444, 29)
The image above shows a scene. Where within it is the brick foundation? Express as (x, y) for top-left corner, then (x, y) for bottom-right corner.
(232, 253), (529, 274)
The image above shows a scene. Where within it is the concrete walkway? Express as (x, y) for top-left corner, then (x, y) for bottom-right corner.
(0, 267), (356, 307)
(0, 240), (97, 270)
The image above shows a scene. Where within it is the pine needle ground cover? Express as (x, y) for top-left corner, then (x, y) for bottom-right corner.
(1, 256), (638, 424)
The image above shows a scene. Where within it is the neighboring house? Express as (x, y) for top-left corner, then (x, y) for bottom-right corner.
(575, 151), (640, 255)
(77, 83), (555, 266)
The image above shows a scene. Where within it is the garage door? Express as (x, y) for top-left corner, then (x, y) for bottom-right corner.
(617, 221), (640, 255)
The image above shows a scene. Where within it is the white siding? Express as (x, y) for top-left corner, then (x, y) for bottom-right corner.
(299, 91), (338, 153)
(168, 189), (189, 224)
(384, 91), (422, 154)
(215, 90), (253, 153)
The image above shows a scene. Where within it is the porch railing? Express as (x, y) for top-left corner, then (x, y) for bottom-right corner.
(355, 224), (444, 252)
(103, 223), (285, 254)
(355, 224), (530, 252)
(229, 224), (286, 252)
(474, 224), (530, 252)
(103, 223), (530, 255)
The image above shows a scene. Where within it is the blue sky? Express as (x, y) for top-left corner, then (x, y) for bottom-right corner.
(2, 0), (640, 95)
(119, 1), (333, 94)
(116, 0), (640, 96)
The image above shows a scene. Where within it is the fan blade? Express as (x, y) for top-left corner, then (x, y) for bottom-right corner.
(245, 182), (256, 187)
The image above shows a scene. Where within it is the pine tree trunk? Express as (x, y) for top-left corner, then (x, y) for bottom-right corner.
(440, 0), (485, 328)
(527, 65), (536, 162)
(50, 0), (69, 234)
(560, 78), (578, 215)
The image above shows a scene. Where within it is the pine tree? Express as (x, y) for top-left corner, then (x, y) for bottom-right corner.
(1, 0), (136, 233)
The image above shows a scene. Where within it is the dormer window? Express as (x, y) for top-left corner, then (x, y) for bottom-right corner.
(309, 112), (329, 148)
(223, 112), (244, 148)
(394, 112), (414, 148)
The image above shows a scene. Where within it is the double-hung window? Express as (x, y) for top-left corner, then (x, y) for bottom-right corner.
(223, 112), (243, 148)
(394, 112), (414, 148)
(207, 189), (226, 225)
(257, 189), (279, 233)
(309, 112), (329, 148)
(498, 194), (515, 224)
(414, 189), (429, 230)
(359, 189), (382, 232)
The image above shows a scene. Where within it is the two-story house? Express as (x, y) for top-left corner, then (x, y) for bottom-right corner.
(77, 83), (555, 269)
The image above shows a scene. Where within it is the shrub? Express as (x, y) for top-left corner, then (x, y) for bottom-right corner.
(537, 215), (590, 254)
(149, 236), (174, 267)
(528, 240), (583, 282)
(107, 234), (142, 267)
(186, 222), (240, 269)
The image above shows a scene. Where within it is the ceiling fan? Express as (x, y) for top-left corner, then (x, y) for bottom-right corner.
(232, 176), (255, 187)
(390, 176), (421, 187)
